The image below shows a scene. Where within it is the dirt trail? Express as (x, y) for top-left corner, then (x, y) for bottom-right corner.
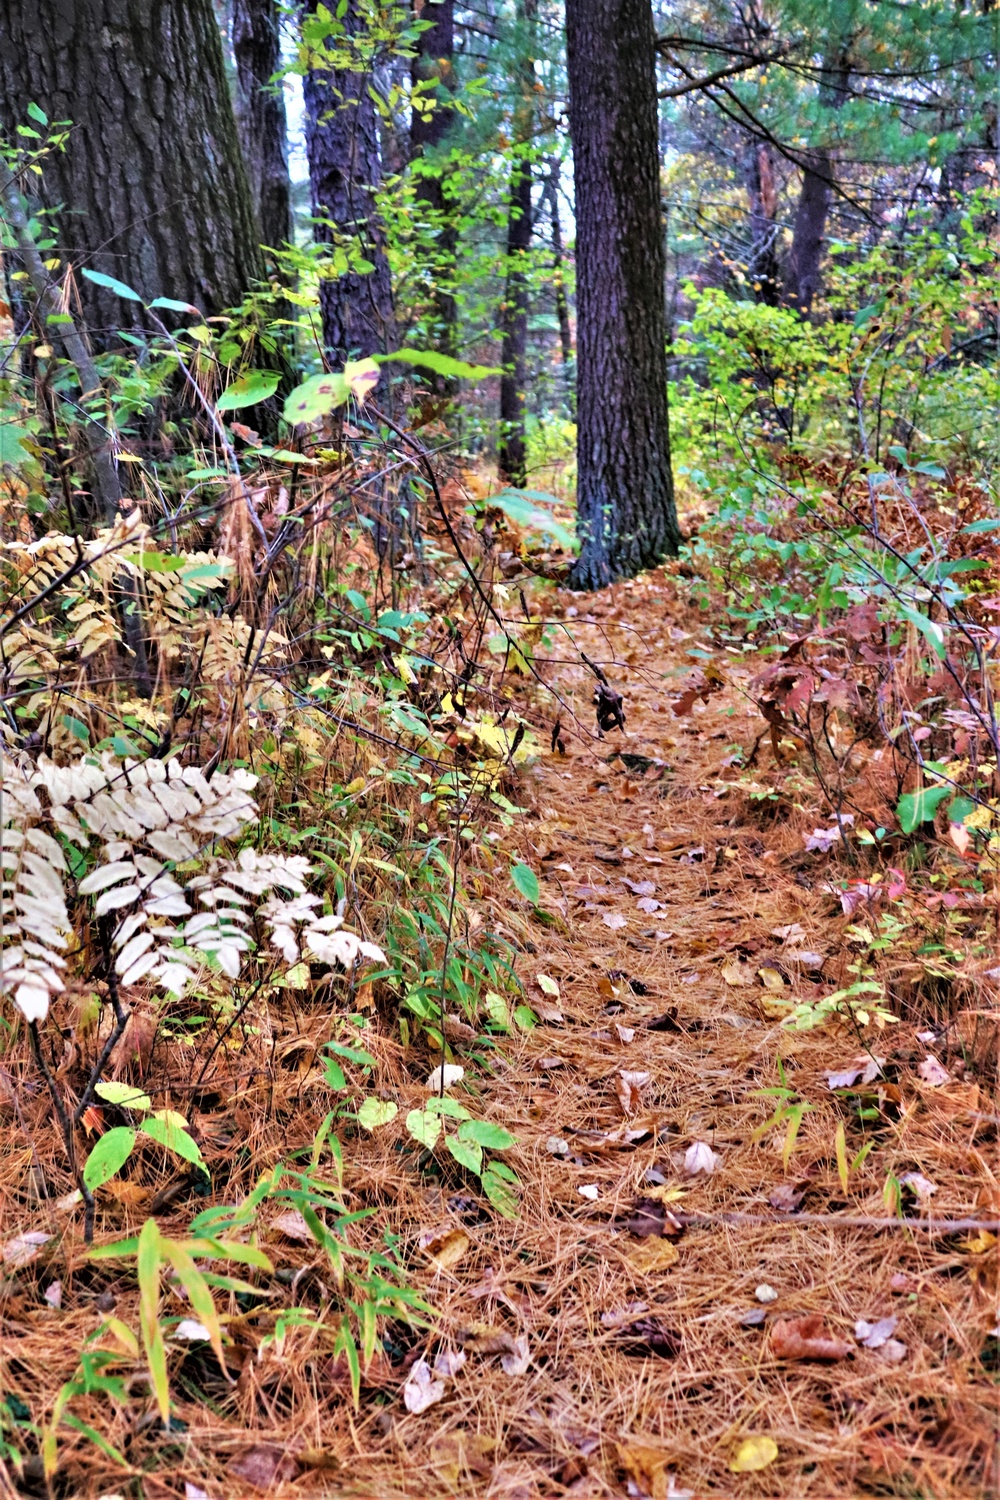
(426, 572), (996, 1499)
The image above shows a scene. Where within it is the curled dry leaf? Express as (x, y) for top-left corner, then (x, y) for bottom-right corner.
(43, 1280), (62, 1309)
(900, 1171), (938, 1206)
(546, 1135), (570, 1157)
(770, 1315), (853, 1362)
(768, 1182), (805, 1213)
(615, 1024), (635, 1044)
(2, 1231), (52, 1269)
(855, 1315), (897, 1349)
(621, 1197), (684, 1239)
(600, 1301), (650, 1328)
(432, 1349), (467, 1379)
(721, 959), (753, 987)
(622, 878), (656, 897)
(603, 911), (627, 931)
(426, 1063), (465, 1091)
(500, 1333), (531, 1376)
(918, 1055), (950, 1086)
(879, 1338), (908, 1364)
(419, 1226), (471, 1272)
(403, 1358), (446, 1414)
(271, 1210), (311, 1243)
(683, 1141), (720, 1176)
(616, 1069), (651, 1116)
(228, 1444), (299, 1490)
(826, 1055), (885, 1090)
(636, 896), (661, 913)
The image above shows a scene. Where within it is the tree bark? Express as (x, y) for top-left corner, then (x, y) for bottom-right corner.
(410, 0), (457, 376)
(303, 0), (396, 380)
(498, 154), (532, 486)
(783, 51), (849, 314)
(745, 141), (779, 305)
(565, 0), (679, 587)
(232, 0), (291, 259)
(497, 0), (535, 488)
(0, 0), (263, 344)
(544, 156), (574, 407)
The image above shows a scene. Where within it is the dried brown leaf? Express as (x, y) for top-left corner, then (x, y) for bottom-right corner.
(770, 1315), (853, 1362)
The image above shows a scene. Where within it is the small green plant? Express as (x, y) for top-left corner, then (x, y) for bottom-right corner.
(750, 1057), (814, 1169)
(82, 1083), (206, 1196)
(406, 1071), (520, 1216)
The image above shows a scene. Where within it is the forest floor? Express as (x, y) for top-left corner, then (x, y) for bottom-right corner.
(4, 568), (998, 1500)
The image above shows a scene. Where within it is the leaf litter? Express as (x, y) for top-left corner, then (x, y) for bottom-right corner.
(6, 568), (998, 1500)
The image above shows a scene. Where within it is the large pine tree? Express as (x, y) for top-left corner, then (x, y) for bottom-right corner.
(0, 0), (263, 342)
(565, 0), (680, 587)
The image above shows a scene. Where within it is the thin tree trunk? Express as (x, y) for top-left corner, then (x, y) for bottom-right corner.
(498, 0), (535, 488)
(565, 0), (679, 587)
(410, 0), (457, 380)
(544, 156), (573, 407)
(783, 51), (849, 314)
(303, 0), (396, 387)
(232, 0), (292, 258)
(498, 157), (532, 486)
(745, 141), (779, 305)
(0, 0), (263, 344)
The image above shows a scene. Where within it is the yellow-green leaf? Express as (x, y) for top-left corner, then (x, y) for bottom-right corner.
(137, 1219), (170, 1424)
(729, 1436), (778, 1473)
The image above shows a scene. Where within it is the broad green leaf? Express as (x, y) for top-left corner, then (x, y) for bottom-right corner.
(446, 1135), (483, 1175)
(344, 357), (380, 400)
(425, 1095), (471, 1120)
(94, 1081), (152, 1113)
(137, 1219), (169, 1423)
(536, 973), (560, 997)
(83, 1128), (136, 1190)
(140, 1115), (205, 1170)
(960, 517), (1000, 534)
(27, 102), (48, 125)
(405, 1108), (441, 1150)
(897, 783), (951, 833)
(123, 551), (187, 572)
(513, 1004), (538, 1030)
(148, 297), (200, 314)
(61, 714), (90, 743)
(216, 369), (280, 412)
(356, 1097), (398, 1131)
(729, 1436), (778, 1473)
(283, 370), (351, 425)
(457, 1120), (516, 1151)
(510, 863), (539, 902)
(897, 605), (946, 660)
(0, 422), (32, 465)
(81, 267), (142, 302)
(484, 991), (511, 1031)
(948, 795), (976, 824)
(481, 1163), (519, 1218)
(380, 348), (501, 380)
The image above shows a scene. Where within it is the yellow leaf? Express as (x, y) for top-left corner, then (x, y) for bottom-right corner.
(758, 967), (785, 990)
(729, 1436), (778, 1473)
(961, 1230), (996, 1254)
(721, 959), (752, 986)
(625, 1238), (679, 1272)
(421, 1227), (471, 1272)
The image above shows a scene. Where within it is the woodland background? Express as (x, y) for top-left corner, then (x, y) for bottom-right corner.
(0, 1), (999, 1496)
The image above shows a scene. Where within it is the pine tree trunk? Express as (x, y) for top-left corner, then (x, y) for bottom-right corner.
(544, 157), (574, 408)
(232, 0), (292, 258)
(745, 142), (779, 305)
(0, 0), (263, 343)
(783, 52), (849, 314)
(410, 0), (457, 379)
(497, 0), (535, 488)
(565, 0), (679, 588)
(303, 0), (396, 383)
(498, 157), (532, 486)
